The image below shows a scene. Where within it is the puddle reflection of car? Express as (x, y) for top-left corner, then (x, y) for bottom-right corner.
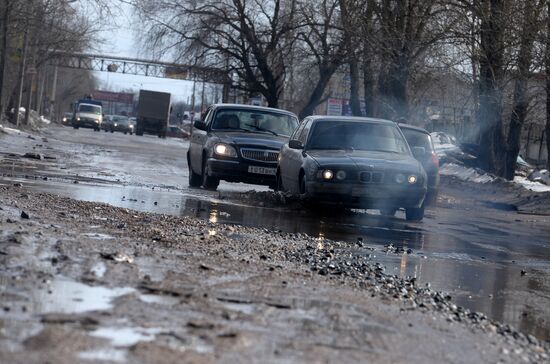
(187, 104), (299, 190)
(166, 125), (190, 139)
(277, 116), (427, 221)
(399, 123), (439, 205)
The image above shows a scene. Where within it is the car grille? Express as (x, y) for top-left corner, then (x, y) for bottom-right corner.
(240, 148), (279, 163)
(359, 171), (384, 183)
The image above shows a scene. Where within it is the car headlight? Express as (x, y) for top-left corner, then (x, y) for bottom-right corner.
(95, 119), (100, 123)
(76, 117), (80, 121)
(214, 143), (237, 157)
(130, 125), (134, 128)
(408, 175), (418, 184)
(395, 173), (406, 184)
(335, 170), (346, 181)
(63, 117), (67, 122)
(322, 169), (333, 180)
(114, 123), (118, 127)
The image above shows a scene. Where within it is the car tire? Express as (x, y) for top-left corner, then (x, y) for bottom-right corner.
(104, 129), (108, 132)
(405, 206), (425, 222)
(110, 130), (114, 133)
(380, 207), (398, 217)
(201, 157), (219, 190)
(188, 154), (202, 188)
(299, 172), (309, 200)
(73, 126), (79, 129)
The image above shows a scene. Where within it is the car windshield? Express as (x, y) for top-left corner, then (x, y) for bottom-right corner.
(79, 104), (101, 114)
(211, 109), (298, 136)
(113, 116), (129, 124)
(401, 128), (434, 152)
(308, 121), (410, 154)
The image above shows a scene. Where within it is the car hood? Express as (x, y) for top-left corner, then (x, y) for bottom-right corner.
(213, 131), (288, 149)
(307, 149), (422, 172)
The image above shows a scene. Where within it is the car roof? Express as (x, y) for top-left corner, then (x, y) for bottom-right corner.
(308, 115), (396, 125)
(211, 103), (297, 117)
(397, 123), (430, 134)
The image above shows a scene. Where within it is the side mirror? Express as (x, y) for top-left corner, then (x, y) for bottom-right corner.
(412, 146), (426, 159)
(193, 120), (207, 131)
(289, 139), (304, 149)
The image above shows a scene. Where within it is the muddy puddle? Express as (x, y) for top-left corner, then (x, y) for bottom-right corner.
(2, 176), (550, 341)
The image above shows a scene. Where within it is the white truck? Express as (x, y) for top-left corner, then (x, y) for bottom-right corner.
(72, 99), (103, 131)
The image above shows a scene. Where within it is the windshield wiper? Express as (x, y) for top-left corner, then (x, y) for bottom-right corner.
(244, 123), (279, 136)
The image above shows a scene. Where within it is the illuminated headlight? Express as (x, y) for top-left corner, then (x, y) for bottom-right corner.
(63, 117), (67, 122)
(407, 175), (418, 184)
(335, 170), (346, 181)
(114, 123), (118, 127)
(395, 173), (406, 184)
(130, 125), (134, 128)
(95, 119), (100, 124)
(76, 117), (80, 121)
(322, 169), (334, 180)
(214, 143), (237, 157)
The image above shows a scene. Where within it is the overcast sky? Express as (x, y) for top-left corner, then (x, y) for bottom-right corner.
(92, 3), (195, 101)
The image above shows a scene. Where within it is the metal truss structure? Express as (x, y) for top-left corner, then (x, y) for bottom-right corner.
(50, 51), (230, 85)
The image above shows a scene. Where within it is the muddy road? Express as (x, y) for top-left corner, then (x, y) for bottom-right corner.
(1, 125), (550, 362)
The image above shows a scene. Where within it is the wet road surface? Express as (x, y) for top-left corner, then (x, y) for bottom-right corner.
(1, 125), (550, 341)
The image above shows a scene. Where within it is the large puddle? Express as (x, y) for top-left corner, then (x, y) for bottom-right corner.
(3, 177), (550, 341)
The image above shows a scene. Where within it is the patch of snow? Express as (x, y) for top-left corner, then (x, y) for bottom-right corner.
(514, 176), (550, 192)
(40, 116), (51, 124)
(439, 163), (495, 183)
(528, 169), (550, 186)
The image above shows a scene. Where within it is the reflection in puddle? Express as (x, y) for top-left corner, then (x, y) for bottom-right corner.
(139, 294), (180, 306)
(30, 278), (134, 314)
(90, 262), (107, 278)
(90, 327), (162, 346)
(78, 348), (127, 362)
(221, 302), (256, 315)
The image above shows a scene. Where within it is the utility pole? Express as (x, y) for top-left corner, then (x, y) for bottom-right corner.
(48, 64), (58, 122)
(191, 78), (196, 122)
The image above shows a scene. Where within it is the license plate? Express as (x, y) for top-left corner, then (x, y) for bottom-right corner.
(248, 166), (276, 175)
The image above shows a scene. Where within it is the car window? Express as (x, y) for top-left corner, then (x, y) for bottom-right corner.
(291, 119), (307, 140)
(211, 109), (298, 136)
(308, 121), (409, 154)
(79, 104), (101, 114)
(298, 119), (312, 144)
(401, 128), (434, 152)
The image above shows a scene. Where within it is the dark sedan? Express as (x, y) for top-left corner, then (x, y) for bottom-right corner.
(398, 123), (439, 205)
(187, 104), (299, 190)
(277, 116), (428, 221)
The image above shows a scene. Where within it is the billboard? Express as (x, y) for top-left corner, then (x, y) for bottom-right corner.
(93, 90), (134, 104)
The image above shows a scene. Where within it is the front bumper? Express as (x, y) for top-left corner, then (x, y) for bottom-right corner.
(207, 158), (277, 186)
(304, 181), (426, 209)
(73, 119), (100, 128)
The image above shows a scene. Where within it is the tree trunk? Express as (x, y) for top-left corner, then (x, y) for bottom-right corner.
(349, 60), (362, 116)
(363, 46), (376, 117)
(0, 0), (10, 116)
(299, 66), (337, 119)
(477, 0), (505, 174)
(504, 0), (536, 180)
(547, 1), (550, 170)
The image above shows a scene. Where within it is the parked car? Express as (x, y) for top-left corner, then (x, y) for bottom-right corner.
(187, 104), (299, 190)
(277, 116), (427, 221)
(398, 123), (439, 205)
(61, 112), (73, 125)
(166, 125), (190, 139)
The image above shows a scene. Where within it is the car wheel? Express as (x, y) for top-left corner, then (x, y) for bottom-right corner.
(405, 206), (425, 222)
(380, 207), (398, 217)
(110, 130), (114, 133)
(201, 157), (219, 190)
(104, 129), (108, 132)
(299, 172), (309, 199)
(73, 126), (79, 129)
(188, 154), (202, 188)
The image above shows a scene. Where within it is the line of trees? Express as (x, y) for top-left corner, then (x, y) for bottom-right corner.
(0, 0), (101, 125)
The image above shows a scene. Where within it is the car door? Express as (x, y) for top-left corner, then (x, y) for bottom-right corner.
(189, 107), (213, 173)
